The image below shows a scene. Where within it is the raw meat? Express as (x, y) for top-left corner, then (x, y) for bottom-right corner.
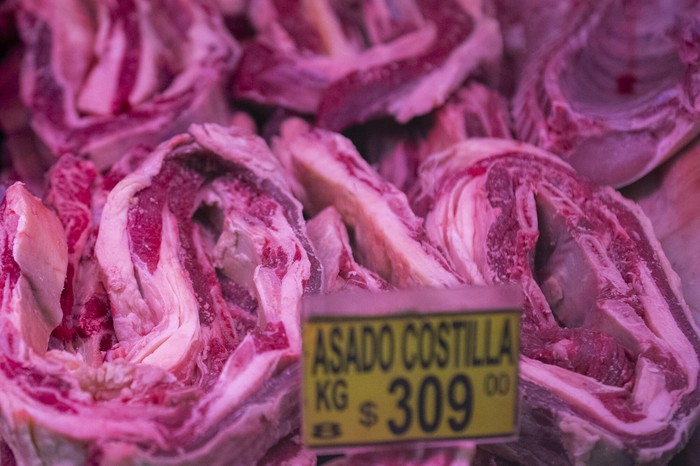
(97, 123), (321, 358)
(273, 118), (480, 465)
(272, 117), (462, 289)
(626, 138), (700, 328)
(376, 82), (512, 192)
(0, 47), (53, 196)
(2, 1), (700, 464)
(413, 138), (700, 464)
(306, 207), (390, 293)
(493, 0), (580, 96)
(44, 155), (117, 363)
(233, 0), (502, 130)
(628, 139), (700, 466)
(0, 124), (322, 465)
(512, 0), (700, 187)
(0, 183), (67, 358)
(17, 0), (239, 170)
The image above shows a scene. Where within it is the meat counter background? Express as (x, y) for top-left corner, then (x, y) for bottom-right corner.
(1, 0), (700, 465)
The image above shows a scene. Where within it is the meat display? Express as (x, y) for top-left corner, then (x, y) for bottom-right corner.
(0, 124), (321, 465)
(413, 138), (700, 464)
(43, 154), (114, 357)
(17, 0), (238, 170)
(2, 0), (700, 465)
(512, 0), (700, 187)
(376, 81), (512, 192)
(627, 139), (700, 328)
(273, 118), (462, 289)
(626, 138), (700, 466)
(306, 206), (390, 293)
(275, 120), (700, 463)
(233, 0), (502, 130)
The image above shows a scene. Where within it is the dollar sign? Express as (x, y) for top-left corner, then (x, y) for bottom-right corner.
(359, 401), (378, 428)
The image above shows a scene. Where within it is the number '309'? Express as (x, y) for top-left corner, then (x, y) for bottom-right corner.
(387, 375), (473, 435)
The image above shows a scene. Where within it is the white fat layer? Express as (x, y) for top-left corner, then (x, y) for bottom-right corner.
(193, 337), (285, 426)
(425, 178), (487, 284)
(418, 138), (700, 454)
(309, 23), (436, 80)
(389, 15), (502, 123)
(275, 121), (460, 289)
(513, 1), (700, 186)
(21, 0), (95, 111)
(524, 359), (665, 434)
(76, 6), (124, 116)
(127, 0), (160, 106)
(253, 264), (305, 352)
(96, 143), (166, 342)
(640, 262), (698, 365)
(191, 125), (289, 190)
(253, 0), (435, 84)
(420, 139), (574, 190)
(0, 365), (169, 454)
(636, 140), (700, 327)
(306, 208), (344, 290)
(634, 358), (672, 422)
(558, 412), (623, 466)
(43, 350), (174, 402)
(134, 209), (200, 371)
(7, 185), (67, 358)
(95, 135), (204, 373)
(306, 207), (388, 292)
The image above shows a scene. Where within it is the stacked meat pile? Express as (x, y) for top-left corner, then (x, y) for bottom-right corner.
(1, 0), (700, 465)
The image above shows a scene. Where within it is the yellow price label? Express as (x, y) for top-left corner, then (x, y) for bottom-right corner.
(301, 310), (520, 450)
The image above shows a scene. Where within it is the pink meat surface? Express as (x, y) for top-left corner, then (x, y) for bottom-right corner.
(376, 82), (512, 192)
(273, 117), (462, 289)
(512, 0), (700, 187)
(414, 138), (700, 464)
(233, 0), (502, 130)
(17, 0), (239, 170)
(1, 1), (700, 464)
(0, 124), (323, 465)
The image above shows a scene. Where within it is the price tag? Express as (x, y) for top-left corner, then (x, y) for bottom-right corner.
(301, 286), (521, 451)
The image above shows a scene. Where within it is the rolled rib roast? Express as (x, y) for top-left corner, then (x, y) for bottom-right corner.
(1, 0), (700, 465)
